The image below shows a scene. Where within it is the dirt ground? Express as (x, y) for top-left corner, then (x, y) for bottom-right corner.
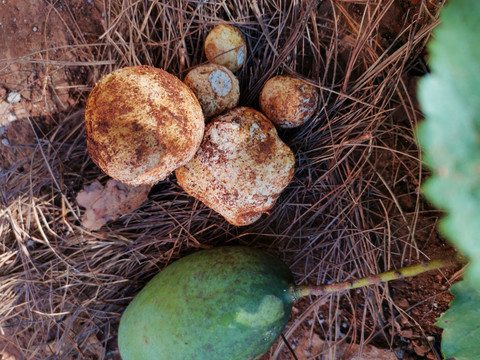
(1, 1), (458, 360)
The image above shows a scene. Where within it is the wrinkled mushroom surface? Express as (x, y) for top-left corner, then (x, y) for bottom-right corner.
(184, 63), (240, 119)
(259, 75), (319, 128)
(204, 24), (247, 72)
(85, 65), (205, 186)
(175, 107), (295, 226)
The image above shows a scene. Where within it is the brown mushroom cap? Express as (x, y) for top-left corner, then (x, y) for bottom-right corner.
(184, 63), (240, 119)
(85, 65), (205, 186)
(259, 75), (319, 128)
(175, 107), (295, 226)
(204, 24), (247, 72)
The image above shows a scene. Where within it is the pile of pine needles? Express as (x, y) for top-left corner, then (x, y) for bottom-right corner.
(1, 1), (446, 359)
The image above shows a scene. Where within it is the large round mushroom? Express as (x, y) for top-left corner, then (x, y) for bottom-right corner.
(85, 65), (205, 186)
(175, 107), (295, 226)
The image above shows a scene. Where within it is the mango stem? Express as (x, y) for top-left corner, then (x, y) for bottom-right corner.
(293, 255), (464, 299)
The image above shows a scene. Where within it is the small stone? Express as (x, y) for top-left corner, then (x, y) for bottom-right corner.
(7, 92), (21, 104)
(7, 111), (17, 122)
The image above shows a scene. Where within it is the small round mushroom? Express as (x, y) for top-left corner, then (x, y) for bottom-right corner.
(175, 107), (295, 226)
(184, 63), (240, 119)
(204, 24), (247, 72)
(259, 75), (319, 128)
(85, 65), (205, 186)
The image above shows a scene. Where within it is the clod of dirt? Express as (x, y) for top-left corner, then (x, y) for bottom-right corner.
(0, 118), (35, 169)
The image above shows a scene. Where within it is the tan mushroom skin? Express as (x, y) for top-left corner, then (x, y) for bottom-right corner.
(175, 107), (295, 226)
(204, 24), (247, 72)
(259, 75), (319, 128)
(184, 63), (240, 119)
(85, 65), (205, 186)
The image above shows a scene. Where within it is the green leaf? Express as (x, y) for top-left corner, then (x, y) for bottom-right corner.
(417, 0), (480, 277)
(436, 275), (480, 360)
(417, 0), (480, 358)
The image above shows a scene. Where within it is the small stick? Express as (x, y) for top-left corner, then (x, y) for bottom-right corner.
(293, 256), (463, 299)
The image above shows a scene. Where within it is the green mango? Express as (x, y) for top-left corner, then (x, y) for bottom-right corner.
(118, 246), (297, 360)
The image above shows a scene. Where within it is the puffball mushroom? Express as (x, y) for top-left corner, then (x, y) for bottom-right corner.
(175, 107), (295, 226)
(184, 63), (240, 119)
(85, 65), (205, 186)
(205, 24), (247, 72)
(259, 75), (319, 128)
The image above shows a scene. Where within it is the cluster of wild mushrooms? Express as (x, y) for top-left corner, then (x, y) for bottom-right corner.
(84, 24), (319, 226)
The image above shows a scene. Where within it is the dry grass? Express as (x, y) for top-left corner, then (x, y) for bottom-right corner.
(0, 0), (446, 359)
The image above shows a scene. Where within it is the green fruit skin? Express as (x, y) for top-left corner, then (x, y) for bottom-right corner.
(118, 246), (296, 360)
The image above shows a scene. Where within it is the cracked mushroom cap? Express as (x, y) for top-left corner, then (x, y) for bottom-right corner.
(204, 24), (247, 72)
(259, 75), (319, 128)
(175, 107), (295, 226)
(85, 65), (205, 186)
(184, 63), (240, 119)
